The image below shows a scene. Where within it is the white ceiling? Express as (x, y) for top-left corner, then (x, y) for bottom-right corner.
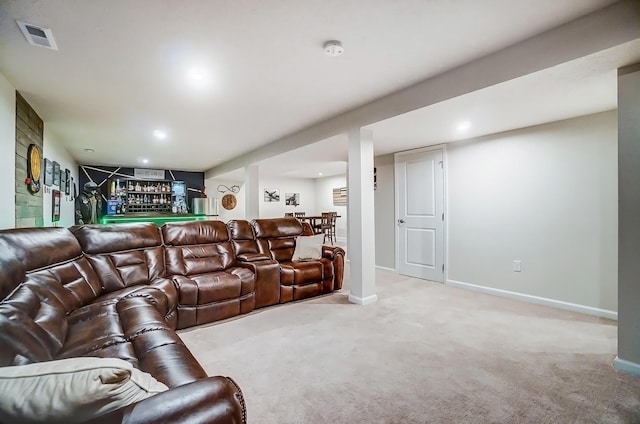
(1, 0), (638, 178)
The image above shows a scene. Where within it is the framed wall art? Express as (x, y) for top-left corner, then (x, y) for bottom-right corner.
(285, 193), (300, 206)
(44, 158), (53, 187)
(52, 190), (61, 222)
(59, 168), (66, 194)
(64, 169), (71, 195)
(52, 161), (60, 186)
(264, 188), (280, 202)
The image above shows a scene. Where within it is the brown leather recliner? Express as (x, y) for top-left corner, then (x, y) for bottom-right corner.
(227, 219), (281, 308)
(251, 218), (345, 303)
(0, 226), (246, 424)
(71, 223), (179, 329)
(161, 220), (256, 328)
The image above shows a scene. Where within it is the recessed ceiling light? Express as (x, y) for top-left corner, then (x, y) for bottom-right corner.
(84, 148), (95, 153)
(318, 172), (323, 176)
(141, 158), (149, 164)
(457, 121), (471, 131)
(187, 68), (207, 82)
(153, 129), (167, 140)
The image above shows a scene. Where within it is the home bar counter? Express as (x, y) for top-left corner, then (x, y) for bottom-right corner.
(100, 213), (210, 226)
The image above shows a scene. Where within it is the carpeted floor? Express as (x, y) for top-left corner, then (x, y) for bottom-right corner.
(179, 268), (640, 423)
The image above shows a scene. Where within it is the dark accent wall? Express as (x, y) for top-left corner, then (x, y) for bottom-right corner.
(78, 165), (204, 215)
(15, 93), (43, 228)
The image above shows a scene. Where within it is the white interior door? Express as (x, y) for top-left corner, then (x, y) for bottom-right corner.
(395, 147), (445, 282)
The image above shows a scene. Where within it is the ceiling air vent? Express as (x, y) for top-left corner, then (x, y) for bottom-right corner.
(16, 20), (58, 50)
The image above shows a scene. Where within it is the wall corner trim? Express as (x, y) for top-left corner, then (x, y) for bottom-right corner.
(613, 357), (640, 377)
(348, 294), (378, 305)
(446, 279), (617, 320)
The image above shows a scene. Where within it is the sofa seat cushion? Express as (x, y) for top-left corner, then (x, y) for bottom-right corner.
(173, 272), (246, 305)
(280, 261), (324, 285)
(0, 357), (168, 424)
(63, 302), (127, 358)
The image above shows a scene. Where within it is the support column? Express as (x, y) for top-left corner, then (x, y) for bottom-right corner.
(347, 128), (377, 305)
(615, 63), (640, 376)
(244, 165), (259, 220)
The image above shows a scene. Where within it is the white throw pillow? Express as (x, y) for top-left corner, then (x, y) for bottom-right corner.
(292, 234), (325, 261)
(0, 357), (168, 424)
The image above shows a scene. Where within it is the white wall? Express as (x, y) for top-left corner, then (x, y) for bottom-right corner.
(374, 154), (395, 269)
(617, 64), (640, 367)
(204, 178), (246, 222)
(0, 72), (16, 229)
(314, 175), (347, 242)
(259, 177), (316, 219)
(446, 111), (617, 312)
(43, 130), (77, 228)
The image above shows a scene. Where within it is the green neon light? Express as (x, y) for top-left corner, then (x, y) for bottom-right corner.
(99, 215), (207, 226)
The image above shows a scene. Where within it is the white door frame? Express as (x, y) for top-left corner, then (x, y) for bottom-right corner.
(394, 144), (448, 281)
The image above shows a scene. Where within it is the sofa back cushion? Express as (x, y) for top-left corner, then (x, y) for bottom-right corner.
(251, 218), (303, 262)
(162, 221), (234, 276)
(0, 227), (102, 365)
(71, 223), (165, 293)
(227, 220), (260, 256)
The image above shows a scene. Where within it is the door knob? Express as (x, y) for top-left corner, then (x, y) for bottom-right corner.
(398, 219), (405, 224)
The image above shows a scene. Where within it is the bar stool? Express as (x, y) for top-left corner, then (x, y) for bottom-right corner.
(294, 212), (306, 218)
(319, 212), (337, 245)
(285, 213), (294, 217)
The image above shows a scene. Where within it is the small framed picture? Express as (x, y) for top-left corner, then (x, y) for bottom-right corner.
(285, 193), (300, 206)
(52, 190), (61, 222)
(59, 169), (66, 193)
(44, 158), (53, 187)
(64, 169), (71, 195)
(52, 161), (60, 186)
(264, 188), (280, 202)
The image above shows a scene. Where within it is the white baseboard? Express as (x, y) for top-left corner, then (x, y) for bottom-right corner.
(375, 265), (396, 272)
(348, 294), (378, 305)
(446, 279), (618, 320)
(613, 357), (640, 377)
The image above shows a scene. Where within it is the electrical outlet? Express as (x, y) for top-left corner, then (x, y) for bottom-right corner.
(513, 260), (522, 272)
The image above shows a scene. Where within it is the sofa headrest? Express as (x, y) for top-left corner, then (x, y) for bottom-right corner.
(71, 223), (162, 254)
(162, 220), (229, 246)
(251, 218), (302, 238)
(227, 220), (255, 241)
(0, 239), (26, 301)
(0, 227), (82, 273)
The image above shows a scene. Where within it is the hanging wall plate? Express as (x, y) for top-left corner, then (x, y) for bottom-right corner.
(221, 193), (237, 210)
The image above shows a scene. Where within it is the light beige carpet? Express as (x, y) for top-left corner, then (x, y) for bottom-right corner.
(179, 268), (640, 423)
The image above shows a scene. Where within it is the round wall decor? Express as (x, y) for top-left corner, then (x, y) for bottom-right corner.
(26, 144), (42, 194)
(221, 193), (237, 210)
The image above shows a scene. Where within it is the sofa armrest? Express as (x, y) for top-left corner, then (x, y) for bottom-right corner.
(322, 245), (345, 260)
(83, 376), (247, 424)
(236, 252), (272, 262)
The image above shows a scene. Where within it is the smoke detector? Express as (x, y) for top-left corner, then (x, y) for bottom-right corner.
(16, 20), (58, 50)
(323, 40), (344, 57)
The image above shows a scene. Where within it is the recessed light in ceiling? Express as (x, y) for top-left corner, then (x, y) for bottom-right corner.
(84, 148), (95, 153)
(153, 129), (167, 140)
(318, 172), (323, 176)
(187, 67), (208, 83)
(323, 40), (344, 57)
(457, 121), (471, 132)
(141, 158), (149, 164)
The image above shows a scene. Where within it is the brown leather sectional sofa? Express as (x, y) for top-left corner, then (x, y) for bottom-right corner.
(0, 217), (345, 423)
